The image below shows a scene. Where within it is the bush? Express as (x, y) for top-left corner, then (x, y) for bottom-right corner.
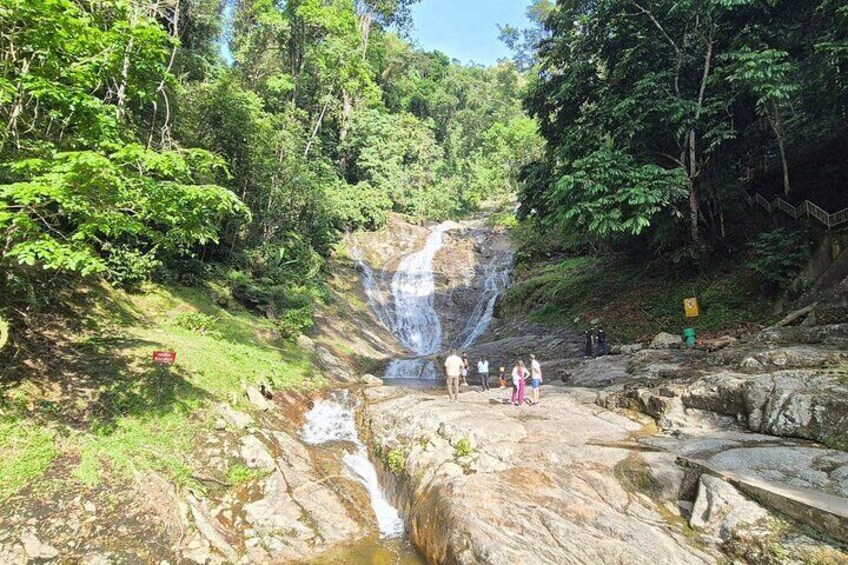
(749, 229), (809, 291)
(386, 448), (406, 475)
(275, 306), (314, 338)
(454, 437), (474, 459)
(105, 247), (160, 291)
(170, 312), (220, 337)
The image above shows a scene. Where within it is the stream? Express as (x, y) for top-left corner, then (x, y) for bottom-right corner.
(306, 222), (509, 563)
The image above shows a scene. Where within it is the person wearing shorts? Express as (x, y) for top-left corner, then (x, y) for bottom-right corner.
(530, 354), (543, 406)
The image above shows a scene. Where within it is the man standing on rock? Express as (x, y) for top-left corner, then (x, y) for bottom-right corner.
(445, 350), (464, 402)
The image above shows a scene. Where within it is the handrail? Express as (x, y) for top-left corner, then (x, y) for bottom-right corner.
(745, 193), (848, 229)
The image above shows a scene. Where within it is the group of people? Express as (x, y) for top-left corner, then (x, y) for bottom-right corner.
(444, 350), (543, 406)
(584, 328), (609, 358)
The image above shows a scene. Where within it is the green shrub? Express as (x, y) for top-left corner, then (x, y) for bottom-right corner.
(170, 312), (220, 336)
(105, 246), (160, 291)
(275, 307), (314, 339)
(749, 229), (809, 291)
(386, 448), (406, 475)
(454, 437), (474, 459)
(226, 462), (269, 485)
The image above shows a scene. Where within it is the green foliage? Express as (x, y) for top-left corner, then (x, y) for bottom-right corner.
(170, 312), (220, 336)
(505, 255), (771, 342)
(105, 247), (161, 291)
(276, 307), (315, 339)
(226, 462), (269, 485)
(749, 229), (809, 291)
(0, 418), (57, 500)
(386, 448), (406, 475)
(521, 0), (848, 252)
(454, 437), (474, 459)
(546, 150), (687, 238)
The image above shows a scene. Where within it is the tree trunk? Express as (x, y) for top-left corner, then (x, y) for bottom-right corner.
(770, 106), (791, 196)
(687, 129), (700, 244)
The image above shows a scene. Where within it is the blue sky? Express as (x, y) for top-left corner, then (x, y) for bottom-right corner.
(409, 0), (530, 65)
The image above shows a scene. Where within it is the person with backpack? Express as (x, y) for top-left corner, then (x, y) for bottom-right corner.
(477, 357), (490, 391)
(597, 328), (608, 357)
(510, 360), (528, 406)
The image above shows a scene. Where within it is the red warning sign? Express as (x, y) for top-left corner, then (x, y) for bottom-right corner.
(153, 351), (177, 365)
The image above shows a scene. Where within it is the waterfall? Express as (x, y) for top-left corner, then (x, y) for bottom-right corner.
(350, 246), (393, 331)
(301, 391), (404, 539)
(457, 252), (513, 349)
(353, 222), (512, 380)
(378, 223), (452, 380)
(389, 224), (451, 355)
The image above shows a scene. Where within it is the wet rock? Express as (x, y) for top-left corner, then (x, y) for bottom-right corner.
(650, 332), (683, 349)
(689, 475), (769, 542)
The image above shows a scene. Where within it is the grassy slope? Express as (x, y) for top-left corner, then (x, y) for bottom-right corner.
(504, 255), (775, 343)
(0, 283), (322, 500)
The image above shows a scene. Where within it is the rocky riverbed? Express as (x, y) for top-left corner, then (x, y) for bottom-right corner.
(363, 371), (848, 564)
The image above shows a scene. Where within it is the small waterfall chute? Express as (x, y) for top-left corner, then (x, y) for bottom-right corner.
(301, 391), (404, 539)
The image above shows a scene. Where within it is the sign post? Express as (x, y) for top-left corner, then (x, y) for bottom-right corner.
(153, 350), (177, 365)
(683, 298), (700, 318)
(683, 298), (699, 347)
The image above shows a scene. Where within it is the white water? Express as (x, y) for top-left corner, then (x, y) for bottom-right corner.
(355, 222), (512, 380)
(301, 391), (404, 539)
(350, 245), (394, 332)
(457, 252), (513, 349)
(389, 224), (451, 355)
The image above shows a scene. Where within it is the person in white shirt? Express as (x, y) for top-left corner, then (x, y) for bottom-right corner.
(477, 357), (490, 391)
(444, 350), (464, 402)
(530, 354), (543, 406)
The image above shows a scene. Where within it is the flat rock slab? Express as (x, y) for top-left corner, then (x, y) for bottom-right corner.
(680, 457), (848, 544)
(366, 386), (717, 565)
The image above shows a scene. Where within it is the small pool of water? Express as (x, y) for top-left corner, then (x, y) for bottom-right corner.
(306, 536), (426, 565)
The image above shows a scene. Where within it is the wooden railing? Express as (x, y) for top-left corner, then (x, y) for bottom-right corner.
(746, 193), (848, 229)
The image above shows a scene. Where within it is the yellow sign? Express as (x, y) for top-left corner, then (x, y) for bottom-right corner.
(684, 298), (700, 318)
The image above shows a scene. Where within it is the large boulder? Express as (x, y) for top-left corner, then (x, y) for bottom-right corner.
(650, 332), (684, 349)
(689, 475), (769, 542)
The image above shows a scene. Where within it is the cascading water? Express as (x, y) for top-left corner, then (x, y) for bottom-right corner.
(381, 223), (452, 380)
(301, 391), (404, 538)
(350, 246), (393, 332)
(457, 252), (513, 349)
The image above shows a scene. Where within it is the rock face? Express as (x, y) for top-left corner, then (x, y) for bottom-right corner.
(650, 332), (684, 349)
(366, 387), (718, 565)
(689, 475), (769, 542)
